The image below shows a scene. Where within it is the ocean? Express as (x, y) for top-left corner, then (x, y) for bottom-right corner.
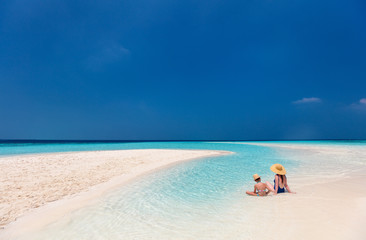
(1, 140), (365, 239)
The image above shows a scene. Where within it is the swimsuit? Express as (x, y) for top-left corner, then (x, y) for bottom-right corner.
(256, 189), (267, 196)
(274, 176), (285, 193)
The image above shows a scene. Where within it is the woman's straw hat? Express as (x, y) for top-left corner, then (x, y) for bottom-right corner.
(253, 174), (261, 181)
(270, 164), (286, 175)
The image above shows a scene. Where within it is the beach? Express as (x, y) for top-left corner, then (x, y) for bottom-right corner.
(2, 0), (365, 238)
(0, 148), (229, 238)
(1, 142), (366, 240)
(236, 142), (366, 240)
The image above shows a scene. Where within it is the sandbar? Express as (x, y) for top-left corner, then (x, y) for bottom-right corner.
(0, 149), (230, 238)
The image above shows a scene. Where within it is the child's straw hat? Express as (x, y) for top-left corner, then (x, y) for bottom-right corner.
(253, 174), (261, 181)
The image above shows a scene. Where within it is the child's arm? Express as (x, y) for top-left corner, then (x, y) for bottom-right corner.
(246, 185), (257, 196)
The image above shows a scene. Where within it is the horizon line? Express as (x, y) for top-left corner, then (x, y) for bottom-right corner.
(0, 138), (365, 143)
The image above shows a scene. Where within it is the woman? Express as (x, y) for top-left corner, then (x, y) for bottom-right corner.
(270, 164), (295, 194)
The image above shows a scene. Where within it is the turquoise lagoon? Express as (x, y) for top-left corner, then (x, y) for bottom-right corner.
(1, 141), (365, 239)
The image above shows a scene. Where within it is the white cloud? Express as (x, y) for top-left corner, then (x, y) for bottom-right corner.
(348, 98), (366, 112)
(85, 41), (130, 70)
(293, 97), (322, 104)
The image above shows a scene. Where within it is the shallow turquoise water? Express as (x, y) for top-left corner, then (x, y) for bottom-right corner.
(0, 141), (295, 193)
(3, 141), (365, 239)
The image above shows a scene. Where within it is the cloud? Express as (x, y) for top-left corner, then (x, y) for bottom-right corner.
(292, 97), (322, 104)
(349, 98), (366, 112)
(85, 41), (130, 70)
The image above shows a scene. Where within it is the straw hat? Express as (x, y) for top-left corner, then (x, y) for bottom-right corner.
(270, 164), (286, 175)
(253, 174), (261, 181)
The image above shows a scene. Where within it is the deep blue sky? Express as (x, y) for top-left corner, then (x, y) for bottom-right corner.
(1, 0), (365, 140)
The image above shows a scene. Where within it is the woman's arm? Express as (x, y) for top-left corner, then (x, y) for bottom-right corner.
(284, 176), (295, 193)
(274, 175), (278, 194)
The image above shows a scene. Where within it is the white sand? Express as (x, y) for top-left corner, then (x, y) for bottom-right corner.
(241, 142), (366, 240)
(2, 143), (366, 240)
(0, 149), (229, 236)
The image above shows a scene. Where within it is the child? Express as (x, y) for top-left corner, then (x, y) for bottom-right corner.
(246, 174), (274, 196)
